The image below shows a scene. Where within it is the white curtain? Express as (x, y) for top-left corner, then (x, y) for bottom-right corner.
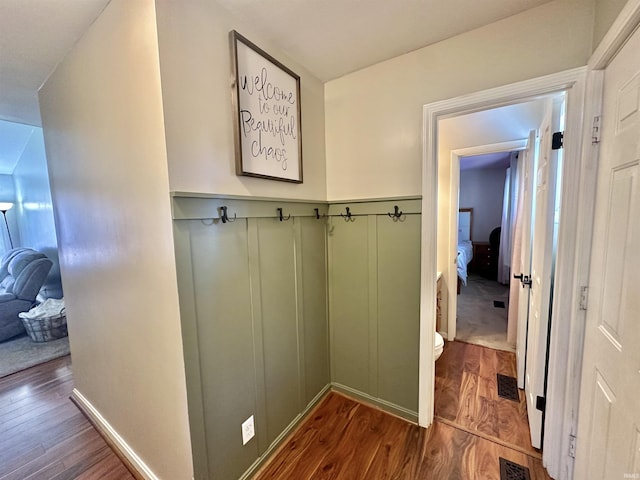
(497, 152), (520, 284)
(507, 150), (527, 344)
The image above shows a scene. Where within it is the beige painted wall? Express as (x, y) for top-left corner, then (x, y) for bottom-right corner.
(593, 0), (628, 48)
(155, 0), (326, 200)
(38, 1), (193, 478)
(324, 0), (594, 202)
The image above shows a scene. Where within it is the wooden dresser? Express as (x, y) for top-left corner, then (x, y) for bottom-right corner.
(471, 242), (497, 280)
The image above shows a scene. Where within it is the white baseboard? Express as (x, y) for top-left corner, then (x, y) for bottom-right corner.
(70, 388), (158, 480)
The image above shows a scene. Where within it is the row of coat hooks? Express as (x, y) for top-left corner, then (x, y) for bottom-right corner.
(339, 205), (405, 222)
(214, 205), (406, 224)
(216, 205), (321, 223)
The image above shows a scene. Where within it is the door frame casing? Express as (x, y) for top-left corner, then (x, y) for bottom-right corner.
(419, 66), (588, 479)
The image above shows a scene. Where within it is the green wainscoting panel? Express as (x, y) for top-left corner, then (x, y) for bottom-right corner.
(173, 195), (331, 480)
(298, 217), (330, 405)
(328, 216), (371, 395)
(172, 221), (210, 480)
(254, 218), (301, 447)
(328, 200), (421, 419)
(367, 216), (379, 396)
(173, 194), (420, 479)
(188, 219), (259, 480)
(376, 214), (421, 413)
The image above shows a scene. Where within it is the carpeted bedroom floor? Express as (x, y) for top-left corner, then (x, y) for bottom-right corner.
(456, 274), (515, 352)
(0, 333), (70, 378)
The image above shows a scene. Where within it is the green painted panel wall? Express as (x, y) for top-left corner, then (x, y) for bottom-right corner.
(299, 217), (330, 404)
(328, 200), (421, 417)
(328, 217), (371, 394)
(174, 196), (419, 478)
(188, 219), (258, 480)
(377, 214), (421, 412)
(255, 218), (301, 445)
(173, 197), (330, 479)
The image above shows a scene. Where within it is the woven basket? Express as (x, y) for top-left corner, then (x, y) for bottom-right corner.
(20, 311), (68, 343)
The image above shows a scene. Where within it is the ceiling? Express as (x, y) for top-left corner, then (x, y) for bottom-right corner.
(439, 97), (551, 171)
(0, 0), (110, 127)
(219, 0), (553, 82)
(0, 0), (553, 128)
(460, 151), (514, 171)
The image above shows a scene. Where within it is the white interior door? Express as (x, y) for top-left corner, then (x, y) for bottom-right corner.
(515, 129), (537, 388)
(525, 98), (562, 449)
(574, 25), (640, 480)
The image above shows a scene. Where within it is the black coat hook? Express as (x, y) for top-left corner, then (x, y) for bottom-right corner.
(340, 207), (355, 222)
(314, 208), (321, 219)
(277, 207), (291, 222)
(219, 205), (236, 223)
(388, 205), (404, 221)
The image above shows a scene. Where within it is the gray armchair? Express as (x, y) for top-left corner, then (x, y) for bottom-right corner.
(0, 249), (53, 342)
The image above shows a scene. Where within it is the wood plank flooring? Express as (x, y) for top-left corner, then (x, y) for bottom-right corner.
(435, 340), (538, 457)
(254, 391), (550, 480)
(255, 340), (550, 480)
(0, 356), (135, 480)
(1, 343), (548, 479)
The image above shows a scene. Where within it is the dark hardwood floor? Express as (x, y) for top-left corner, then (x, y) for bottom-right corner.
(435, 340), (538, 457)
(255, 341), (550, 480)
(0, 355), (134, 480)
(2, 344), (548, 479)
(254, 391), (550, 480)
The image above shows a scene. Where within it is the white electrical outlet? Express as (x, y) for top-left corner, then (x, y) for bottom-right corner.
(241, 415), (255, 445)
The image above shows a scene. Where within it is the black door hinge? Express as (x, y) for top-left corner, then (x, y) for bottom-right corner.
(552, 131), (564, 150)
(536, 395), (546, 412)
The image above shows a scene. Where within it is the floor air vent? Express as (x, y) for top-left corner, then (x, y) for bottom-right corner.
(499, 457), (531, 480)
(493, 300), (506, 308)
(496, 374), (519, 402)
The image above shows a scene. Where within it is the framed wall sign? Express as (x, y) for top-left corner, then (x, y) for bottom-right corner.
(230, 30), (303, 183)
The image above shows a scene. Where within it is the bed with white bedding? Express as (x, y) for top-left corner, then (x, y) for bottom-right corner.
(457, 208), (474, 293)
(457, 240), (473, 286)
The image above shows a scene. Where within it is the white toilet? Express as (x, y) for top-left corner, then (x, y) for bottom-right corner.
(434, 332), (444, 361)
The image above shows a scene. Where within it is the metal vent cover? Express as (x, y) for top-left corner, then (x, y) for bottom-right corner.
(499, 457), (531, 480)
(497, 374), (519, 402)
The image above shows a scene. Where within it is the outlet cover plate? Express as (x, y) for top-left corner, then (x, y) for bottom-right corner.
(242, 415), (255, 445)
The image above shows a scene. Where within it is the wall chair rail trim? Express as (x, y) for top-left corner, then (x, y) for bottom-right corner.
(171, 193), (422, 221)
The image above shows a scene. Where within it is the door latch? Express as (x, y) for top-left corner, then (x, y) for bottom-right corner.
(514, 273), (532, 288)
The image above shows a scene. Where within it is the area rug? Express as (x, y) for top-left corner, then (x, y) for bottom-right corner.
(0, 334), (70, 378)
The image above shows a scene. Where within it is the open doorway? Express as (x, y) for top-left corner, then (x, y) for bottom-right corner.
(438, 94), (567, 448)
(419, 68), (587, 480)
(438, 99), (548, 347)
(455, 149), (521, 352)
(0, 119), (66, 379)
